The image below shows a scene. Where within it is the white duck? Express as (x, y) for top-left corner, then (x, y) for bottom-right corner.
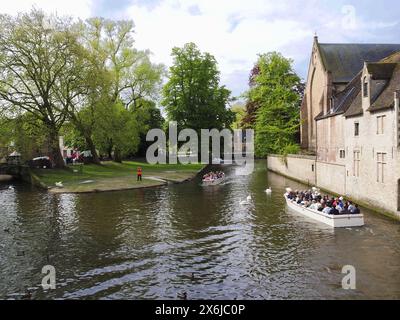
(55, 181), (64, 188)
(265, 187), (272, 194)
(8, 186), (14, 190)
(247, 195), (252, 201)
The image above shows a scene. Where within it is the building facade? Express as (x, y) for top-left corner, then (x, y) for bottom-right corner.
(269, 37), (400, 218)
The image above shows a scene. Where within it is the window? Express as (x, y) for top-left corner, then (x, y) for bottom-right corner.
(353, 150), (360, 177)
(354, 122), (360, 136)
(363, 77), (368, 97)
(377, 115), (386, 134)
(339, 149), (346, 159)
(377, 152), (387, 183)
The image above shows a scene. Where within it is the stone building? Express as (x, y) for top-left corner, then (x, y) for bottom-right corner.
(268, 37), (400, 218)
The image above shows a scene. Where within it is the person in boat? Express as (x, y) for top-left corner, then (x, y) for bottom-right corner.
(309, 200), (318, 210)
(203, 171), (224, 181)
(330, 205), (340, 216)
(351, 204), (360, 214)
(341, 203), (351, 215)
(287, 189), (361, 215)
(322, 202), (332, 215)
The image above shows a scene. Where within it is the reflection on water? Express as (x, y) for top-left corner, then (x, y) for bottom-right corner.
(0, 160), (399, 299)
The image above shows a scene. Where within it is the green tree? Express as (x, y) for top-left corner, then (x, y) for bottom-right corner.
(246, 52), (303, 157)
(134, 100), (165, 157)
(0, 9), (86, 168)
(93, 102), (140, 160)
(231, 103), (246, 129)
(162, 43), (234, 132)
(79, 18), (165, 162)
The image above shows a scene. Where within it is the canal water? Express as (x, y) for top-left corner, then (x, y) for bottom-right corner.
(0, 160), (399, 300)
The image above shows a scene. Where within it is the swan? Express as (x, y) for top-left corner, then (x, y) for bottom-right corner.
(240, 196), (252, 205)
(55, 182), (63, 188)
(265, 187), (272, 194)
(8, 186), (14, 190)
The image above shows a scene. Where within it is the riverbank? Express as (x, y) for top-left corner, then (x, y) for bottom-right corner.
(33, 161), (206, 194)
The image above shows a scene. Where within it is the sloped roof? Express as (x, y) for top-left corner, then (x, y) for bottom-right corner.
(316, 70), (362, 120)
(342, 52), (400, 117)
(367, 63), (396, 80)
(344, 91), (363, 118)
(318, 43), (400, 83)
(368, 64), (400, 112)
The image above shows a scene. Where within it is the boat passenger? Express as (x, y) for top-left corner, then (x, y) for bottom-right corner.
(341, 205), (350, 215)
(330, 206), (340, 216)
(351, 204), (360, 214)
(309, 200), (318, 210)
(323, 203), (332, 215)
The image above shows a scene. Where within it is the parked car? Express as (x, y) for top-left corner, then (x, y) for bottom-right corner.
(27, 156), (53, 169)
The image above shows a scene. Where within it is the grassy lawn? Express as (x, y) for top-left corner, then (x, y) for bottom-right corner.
(33, 161), (205, 193)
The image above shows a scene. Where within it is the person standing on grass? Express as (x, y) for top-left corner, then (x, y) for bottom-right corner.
(137, 167), (142, 181)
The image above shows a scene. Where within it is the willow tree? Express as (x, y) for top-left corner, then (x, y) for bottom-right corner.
(246, 52), (304, 157)
(77, 18), (165, 162)
(0, 9), (85, 168)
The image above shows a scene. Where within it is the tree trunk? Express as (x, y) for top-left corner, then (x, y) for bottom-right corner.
(114, 148), (122, 163)
(107, 139), (113, 160)
(84, 134), (101, 164)
(48, 128), (65, 169)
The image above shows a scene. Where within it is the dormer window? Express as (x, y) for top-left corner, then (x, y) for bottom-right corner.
(363, 77), (369, 98)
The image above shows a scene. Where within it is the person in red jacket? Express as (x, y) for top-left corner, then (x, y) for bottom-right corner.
(137, 167), (142, 181)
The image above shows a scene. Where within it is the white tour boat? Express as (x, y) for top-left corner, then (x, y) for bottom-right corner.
(284, 193), (364, 228)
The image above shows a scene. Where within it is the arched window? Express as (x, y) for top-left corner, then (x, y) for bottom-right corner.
(363, 77), (369, 98)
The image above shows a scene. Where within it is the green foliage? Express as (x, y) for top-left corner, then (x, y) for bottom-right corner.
(246, 52), (303, 157)
(0, 9), (91, 167)
(134, 100), (165, 156)
(230, 103), (246, 129)
(282, 144), (301, 156)
(162, 43), (234, 131)
(0, 116), (14, 155)
(0, 113), (48, 161)
(0, 10), (165, 164)
(93, 102), (140, 159)
(71, 18), (165, 162)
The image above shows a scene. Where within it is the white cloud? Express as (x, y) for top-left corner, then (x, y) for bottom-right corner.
(124, 0), (312, 96)
(2, 0), (399, 97)
(1, 0), (93, 19)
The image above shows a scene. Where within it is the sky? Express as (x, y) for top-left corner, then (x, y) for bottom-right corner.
(2, 0), (400, 98)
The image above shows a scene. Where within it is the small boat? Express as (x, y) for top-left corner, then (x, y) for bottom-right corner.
(202, 174), (225, 186)
(284, 194), (364, 228)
